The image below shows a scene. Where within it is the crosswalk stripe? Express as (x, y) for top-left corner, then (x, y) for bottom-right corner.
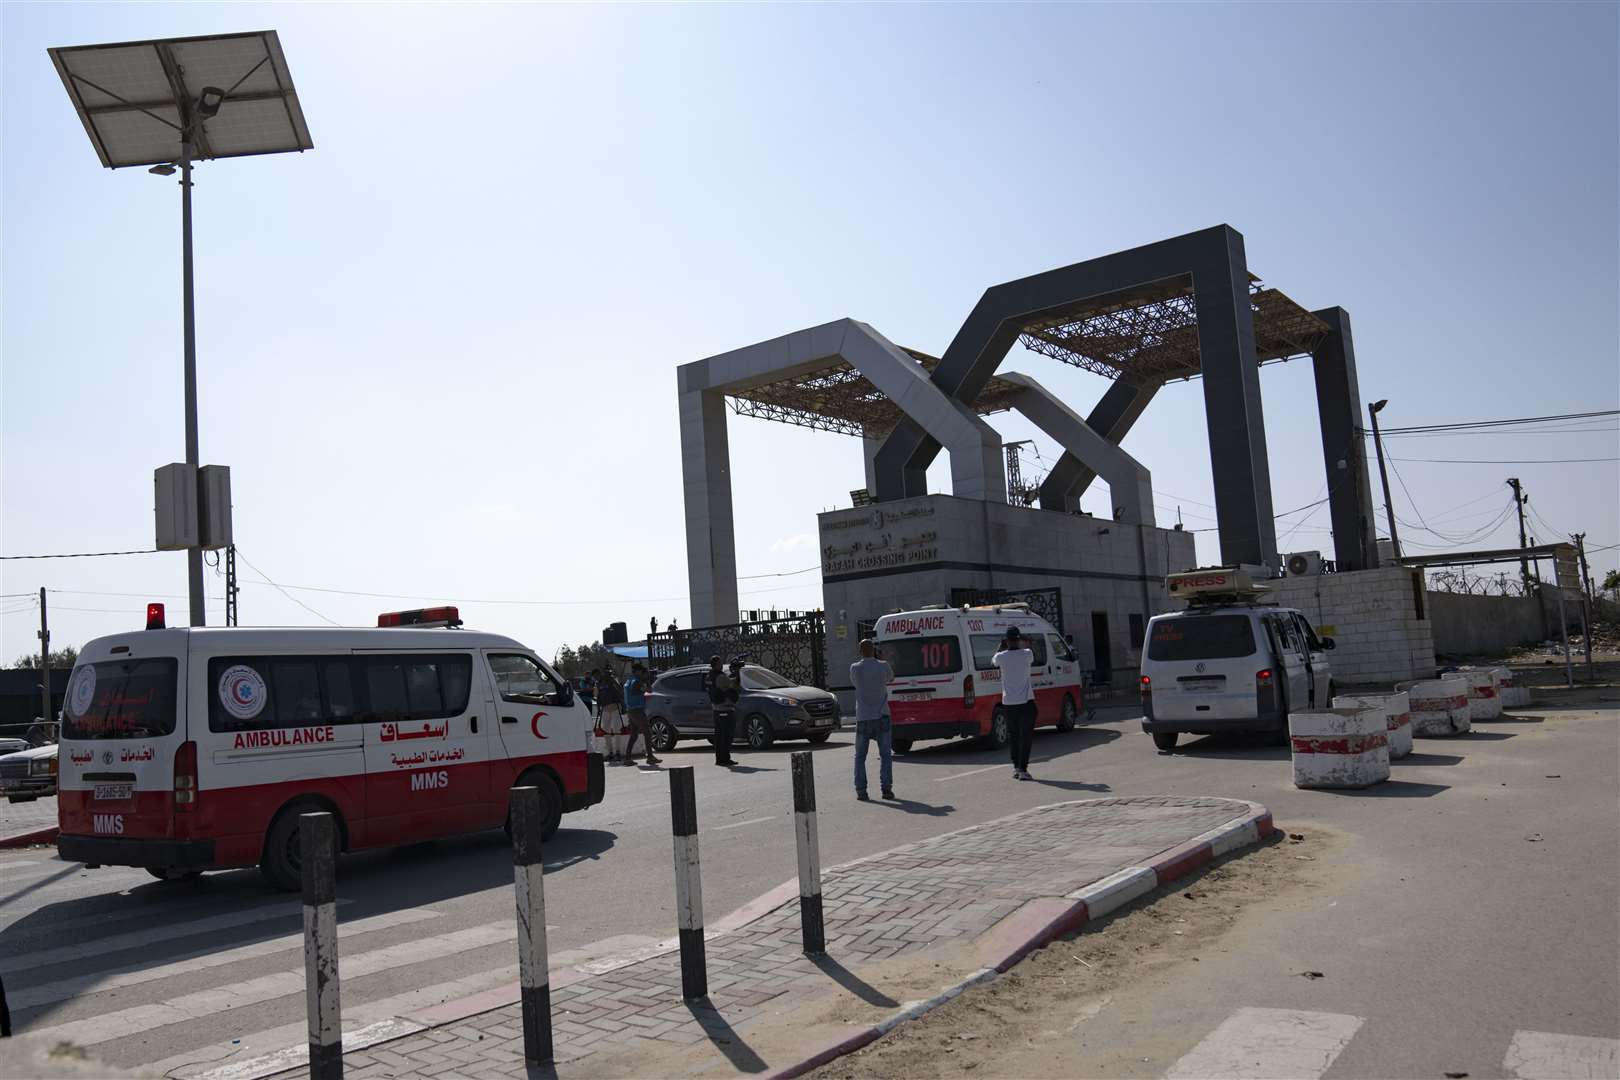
(9, 906), (436, 1010)
(1165, 1007), (1364, 1080)
(22, 920), (515, 1046)
(1503, 1029), (1620, 1079)
(0, 899), (324, 975)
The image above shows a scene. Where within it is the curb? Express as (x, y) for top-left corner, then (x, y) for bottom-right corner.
(0, 825), (58, 850)
(767, 799), (1275, 1080)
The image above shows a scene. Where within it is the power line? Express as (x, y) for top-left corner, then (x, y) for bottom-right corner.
(232, 549), (341, 627)
(1391, 456), (1618, 464)
(1371, 409), (1618, 435)
(0, 548), (161, 561)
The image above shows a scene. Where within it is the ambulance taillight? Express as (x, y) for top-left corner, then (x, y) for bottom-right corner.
(146, 602), (166, 630)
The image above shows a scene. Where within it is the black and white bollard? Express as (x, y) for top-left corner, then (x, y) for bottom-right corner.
(669, 767), (706, 999)
(510, 787), (554, 1065)
(790, 751), (825, 955)
(301, 811), (342, 1080)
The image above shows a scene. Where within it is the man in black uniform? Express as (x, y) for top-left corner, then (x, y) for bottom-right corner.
(703, 655), (738, 767)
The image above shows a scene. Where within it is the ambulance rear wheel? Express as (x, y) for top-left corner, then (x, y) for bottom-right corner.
(891, 738), (914, 754)
(506, 771), (563, 842)
(1056, 695), (1078, 732)
(983, 708), (1010, 751)
(147, 867), (203, 883)
(262, 802), (341, 892)
(1152, 732), (1178, 753)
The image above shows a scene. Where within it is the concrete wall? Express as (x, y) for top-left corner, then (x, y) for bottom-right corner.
(1262, 567), (1435, 686)
(1427, 591), (1547, 657)
(818, 494), (1197, 690)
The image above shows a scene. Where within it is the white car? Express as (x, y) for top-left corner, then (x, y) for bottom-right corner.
(1140, 568), (1335, 752)
(0, 743), (59, 802)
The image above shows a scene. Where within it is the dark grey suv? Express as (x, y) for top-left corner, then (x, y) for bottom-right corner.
(644, 664), (840, 751)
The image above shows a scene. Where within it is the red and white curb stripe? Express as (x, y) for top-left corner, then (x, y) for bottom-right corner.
(769, 799), (1274, 1080)
(0, 825), (58, 850)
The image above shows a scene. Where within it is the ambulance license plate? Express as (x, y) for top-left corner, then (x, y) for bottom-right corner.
(95, 783), (133, 801)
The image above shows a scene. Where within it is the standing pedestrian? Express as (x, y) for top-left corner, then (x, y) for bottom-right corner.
(993, 628), (1038, 780)
(849, 638), (896, 801)
(623, 662), (660, 767)
(597, 668), (627, 763)
(703, 655), (738, 767)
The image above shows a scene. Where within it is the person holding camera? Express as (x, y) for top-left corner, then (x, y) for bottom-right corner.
(993, 628), (1038, 780)
(703, 655), (739, 767)
(849, 637), (896, 801)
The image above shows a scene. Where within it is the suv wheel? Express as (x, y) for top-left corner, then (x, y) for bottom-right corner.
(649, 718), (678, 752)
(745, 714), (775, 750)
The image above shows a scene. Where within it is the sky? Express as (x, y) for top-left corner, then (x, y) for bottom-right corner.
(3, 2), (1617, 664)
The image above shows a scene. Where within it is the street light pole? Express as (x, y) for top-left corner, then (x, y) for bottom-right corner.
(180, 141), (205, 627)
(1367, 400), (1401, 560)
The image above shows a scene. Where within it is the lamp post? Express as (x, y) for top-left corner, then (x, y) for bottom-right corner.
(50, 33), (312, 626)
(1367, 400), (1401, 561)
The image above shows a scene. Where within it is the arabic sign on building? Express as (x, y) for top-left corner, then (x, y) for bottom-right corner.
(821, 503), (940, 576)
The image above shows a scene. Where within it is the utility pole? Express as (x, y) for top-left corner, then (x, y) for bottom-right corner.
(1507, 478), (1531, 591)
(1367, 401), (1401, 559)
(1574, 533), (1594, 607)
(37, 588), (51, 728)
(225, 544), (239, 627)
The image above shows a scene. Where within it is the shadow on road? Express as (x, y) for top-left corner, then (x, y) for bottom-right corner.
(1027, 778), (1111, 793)
(809, 953), (898, 1008)
(1323, 780), (1450, 798)
(1462, 730), (1519, 741)
(871, 798), (956, 818)
(684, 997), (767, 1073)
(1396, 752), (1464, 766)
(1478, 715), (1544, 724)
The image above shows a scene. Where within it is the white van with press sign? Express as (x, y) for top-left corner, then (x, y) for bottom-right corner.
(55, 604), (604, 889)
(1139, 569), (1335, 752)
(874, 604), (1083, 752)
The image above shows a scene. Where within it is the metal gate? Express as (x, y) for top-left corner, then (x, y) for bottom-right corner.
(647, 610), (827, 688)
(948, 586), (1064, 632)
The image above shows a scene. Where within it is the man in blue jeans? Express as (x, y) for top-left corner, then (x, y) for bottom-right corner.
(849, 638), (896, 801)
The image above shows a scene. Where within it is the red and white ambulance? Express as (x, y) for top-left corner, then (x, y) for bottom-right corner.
(55, 605), (603, 889)
(873, 604), (1083, 752)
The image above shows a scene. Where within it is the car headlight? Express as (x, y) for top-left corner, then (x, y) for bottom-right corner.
(765, 695), (799, 707)
(32, 758), (56, 777)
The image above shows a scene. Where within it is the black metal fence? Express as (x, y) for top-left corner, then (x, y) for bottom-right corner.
(648, 611), (827, 688)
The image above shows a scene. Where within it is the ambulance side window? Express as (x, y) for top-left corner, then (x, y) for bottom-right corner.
(209, 655), (363, 733)
(1027, 636), (1048, 666)
(356, 655), (471, 723)
(488, 654), (562, 704)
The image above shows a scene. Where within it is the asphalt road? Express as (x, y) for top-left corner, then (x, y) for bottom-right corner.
(3, 693), (1616, 1077)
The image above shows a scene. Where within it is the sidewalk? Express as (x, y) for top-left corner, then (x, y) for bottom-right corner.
(295, 795), (1272, 1080)
(0, 792), (57, 847)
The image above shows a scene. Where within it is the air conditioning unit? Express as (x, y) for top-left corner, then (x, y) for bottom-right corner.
(1285, 551), (1323, 578)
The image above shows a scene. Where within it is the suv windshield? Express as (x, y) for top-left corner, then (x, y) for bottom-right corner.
(740, 665), (795, 690)
(1147, 615), (1257, 662)
(62, 659), (179, 740)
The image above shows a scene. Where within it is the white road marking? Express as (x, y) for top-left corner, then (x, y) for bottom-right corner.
(0, 858), (42, 869)
(22, 920), (515, 1046)
(712, 815), (775, 832)
(1165, 1007), (1364, 1079)
(934, 763), (1010, 782)
(10, 906), (437, 1010)
(1503, 1029), (1620, 1079)
(161, 935), (664, 1078)
(0, 900), (335, 974)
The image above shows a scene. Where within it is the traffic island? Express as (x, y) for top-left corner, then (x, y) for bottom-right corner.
(290, 796), (1271, 1080)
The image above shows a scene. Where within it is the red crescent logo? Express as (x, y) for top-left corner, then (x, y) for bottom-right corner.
(530, 711), (548, 739)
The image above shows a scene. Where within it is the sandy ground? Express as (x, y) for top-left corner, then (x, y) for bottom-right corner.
(806, 829), (1336, 1080)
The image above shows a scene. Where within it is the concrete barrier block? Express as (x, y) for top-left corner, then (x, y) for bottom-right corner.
(1447, 669), (1503, 721)
(1290, 708), (1390, 789)
(1400, 678), (1471, 735)
(1332, 692), (1412, 759)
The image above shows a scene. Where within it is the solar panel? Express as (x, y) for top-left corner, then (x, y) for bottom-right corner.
(49, 30), (312, 169)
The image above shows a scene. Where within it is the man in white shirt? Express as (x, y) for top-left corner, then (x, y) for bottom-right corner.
(992, 627), (1038, 780)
